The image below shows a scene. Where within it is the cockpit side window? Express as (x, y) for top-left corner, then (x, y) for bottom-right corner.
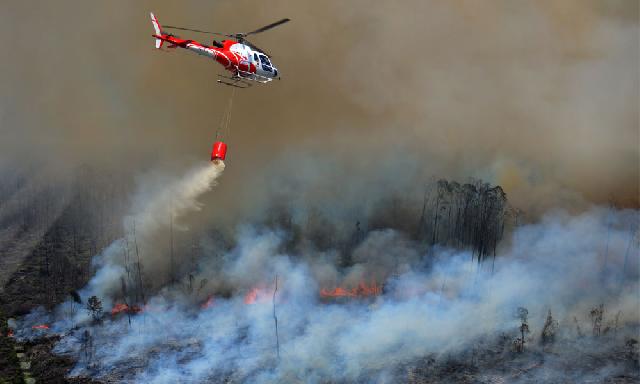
(253, 53), (258, 62)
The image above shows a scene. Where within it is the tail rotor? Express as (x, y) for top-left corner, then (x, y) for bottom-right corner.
(150, 12), (164, 49)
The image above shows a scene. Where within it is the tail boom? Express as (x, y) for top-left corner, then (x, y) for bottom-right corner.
(148, 13), (244, 75)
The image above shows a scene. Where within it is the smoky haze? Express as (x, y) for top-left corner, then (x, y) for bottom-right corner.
(4, 3), (640, 382)
(0, 0), (638, 221)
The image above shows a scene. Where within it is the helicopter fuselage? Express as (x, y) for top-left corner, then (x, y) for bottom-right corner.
(154, 34), (279, 80)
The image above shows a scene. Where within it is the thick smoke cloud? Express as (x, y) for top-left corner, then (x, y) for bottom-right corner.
(0, 1), (637, 220)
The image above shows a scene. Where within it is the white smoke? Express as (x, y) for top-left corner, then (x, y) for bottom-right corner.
(17, 205), (638, 383)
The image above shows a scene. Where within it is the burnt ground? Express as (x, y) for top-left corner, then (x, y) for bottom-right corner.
(399, 335), (640, 384)
(20, 336), (98, 384)
(8, 320), (637, 383)
(0, 225), (104, 383)
(1, 182), (123, 383)
(3, 294), (640, 383)
(0, 309), (23, 384)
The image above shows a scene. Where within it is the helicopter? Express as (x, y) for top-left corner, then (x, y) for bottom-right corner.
(150, 12), (289, 88)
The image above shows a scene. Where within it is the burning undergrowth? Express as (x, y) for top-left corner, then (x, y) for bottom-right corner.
(11, 161), (640, 383)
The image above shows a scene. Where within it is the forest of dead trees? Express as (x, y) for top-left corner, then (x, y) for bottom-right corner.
(415, 179), (510, 263)
(262, 178), (512, 269)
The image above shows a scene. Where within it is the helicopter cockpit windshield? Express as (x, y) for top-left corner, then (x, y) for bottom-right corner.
(259, 54), (273, 72)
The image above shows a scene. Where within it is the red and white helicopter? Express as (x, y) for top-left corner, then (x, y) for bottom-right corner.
(150, 12), (289, 88)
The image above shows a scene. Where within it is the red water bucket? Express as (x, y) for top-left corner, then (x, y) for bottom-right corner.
(211, 141), (228, 161)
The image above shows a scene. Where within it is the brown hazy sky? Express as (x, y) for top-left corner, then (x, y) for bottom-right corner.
(1, 1), (638, 217)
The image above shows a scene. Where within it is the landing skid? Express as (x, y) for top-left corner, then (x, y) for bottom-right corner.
(217, 75), (252, 88)
(217, 69), (273, 88)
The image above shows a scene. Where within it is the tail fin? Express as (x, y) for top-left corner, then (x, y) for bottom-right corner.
(150, 12), (163, 49)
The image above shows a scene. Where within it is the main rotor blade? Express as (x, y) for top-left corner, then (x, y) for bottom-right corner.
(163, 25), (228, 37)
(244, 18), (290, 36)
(243, 38), (272, 57)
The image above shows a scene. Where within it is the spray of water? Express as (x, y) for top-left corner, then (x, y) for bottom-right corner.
(75, 161), (226, 308)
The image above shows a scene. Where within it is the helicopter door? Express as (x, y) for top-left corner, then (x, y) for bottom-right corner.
(240, 46), (251, 72)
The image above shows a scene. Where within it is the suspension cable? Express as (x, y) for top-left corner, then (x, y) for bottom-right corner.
(216, 87), (236, 141)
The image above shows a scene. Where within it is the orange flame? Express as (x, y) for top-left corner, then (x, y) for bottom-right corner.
(320, 280), (382, 299)
(111, 303), (142, 316)
(244, 287), (272, 304)
(201, 296), (216, 309)
(31, 324), (49, 330)
(111, 303), (129, 315)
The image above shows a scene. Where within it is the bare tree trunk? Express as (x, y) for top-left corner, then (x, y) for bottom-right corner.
(601, 206), (613, 281)
(621, 228), (636, 285)
(169, 203), (175, 284)
(415, 188), (428, 240)
(123, 238), (131, 284)
(432, 195), (441, 245)
(273, 275), (280, 360)
(121, 277), (132, 327)
(133, 220), (145, 304)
